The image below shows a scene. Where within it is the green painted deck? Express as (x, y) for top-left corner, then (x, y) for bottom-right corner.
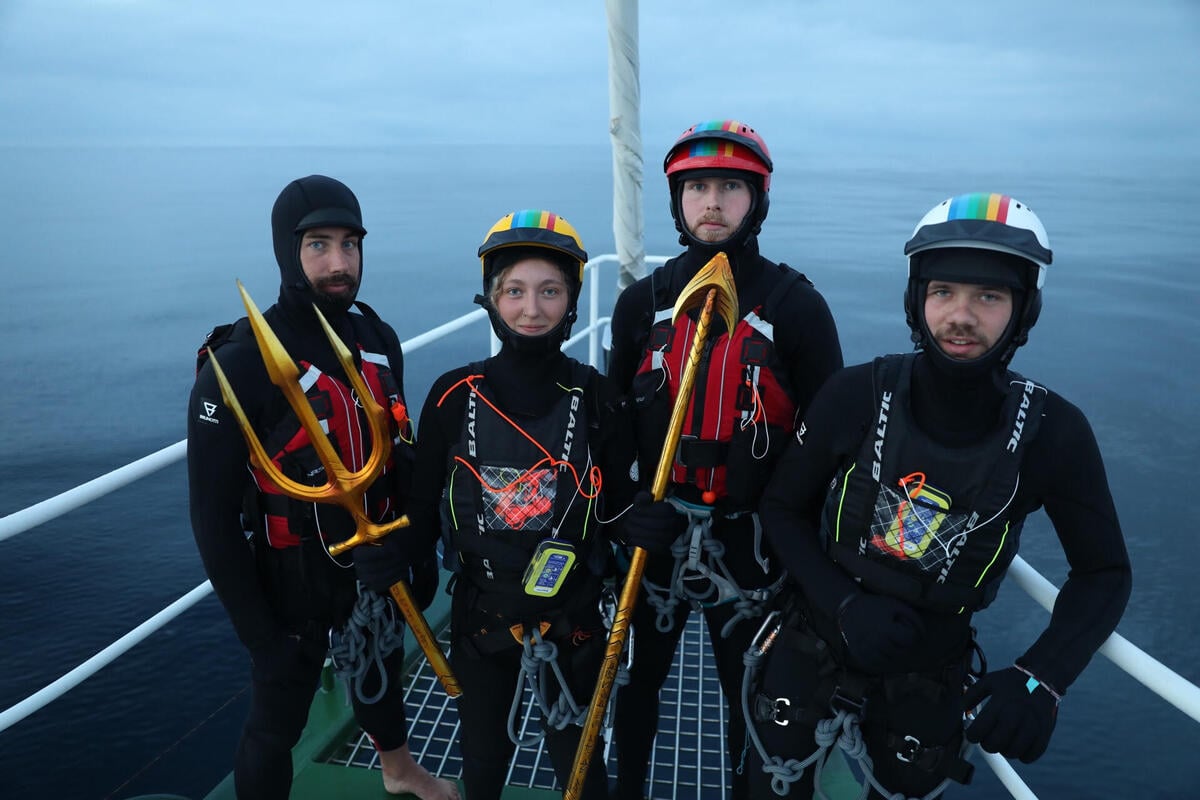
(203, 591), (862, 800)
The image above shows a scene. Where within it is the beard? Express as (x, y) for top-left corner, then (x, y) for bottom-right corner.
(689, 214), (731, 243)
(312, 273), (360, 305)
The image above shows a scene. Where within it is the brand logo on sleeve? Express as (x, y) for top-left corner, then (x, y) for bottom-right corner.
(198, 398), (220, 425)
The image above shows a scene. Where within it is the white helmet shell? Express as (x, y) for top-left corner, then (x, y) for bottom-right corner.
(905, 193), (1052, 289)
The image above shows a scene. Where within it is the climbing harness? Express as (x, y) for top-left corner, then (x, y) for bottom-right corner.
(741, 612), (978, 799)
(641, 499), (785, 638)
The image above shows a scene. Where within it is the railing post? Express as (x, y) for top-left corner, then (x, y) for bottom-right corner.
(589, 260), (601, 368)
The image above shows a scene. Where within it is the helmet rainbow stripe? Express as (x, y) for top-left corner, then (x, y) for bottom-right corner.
(507, 209), (563, 233)
(947, 193), (1013, 224)
(691, 119), (749, 133)
(663, 119), (773, 188)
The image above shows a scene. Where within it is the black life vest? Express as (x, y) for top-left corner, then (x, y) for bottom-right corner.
(632, 258), (804, 507)
(442, 360), (602, 604)
(821, 354), (1045, 613)
(199, 302), (413, 550)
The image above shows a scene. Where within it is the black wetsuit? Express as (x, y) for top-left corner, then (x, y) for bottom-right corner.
(188, 217), (417, 800)
(403, 344), (637, 800)
(750, 354), (1132, 797)
(608, 242), (843, 800)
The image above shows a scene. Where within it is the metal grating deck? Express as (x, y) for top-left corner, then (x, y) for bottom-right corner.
(325, 612), (731, 799)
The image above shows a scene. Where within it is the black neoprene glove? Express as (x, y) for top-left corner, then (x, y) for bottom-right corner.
(621, 491), (687, 555)
(353, 534), (413, 595)
(963, 665), (1060, 763)
(836, 592), (926, 674)
(409, 552), (441, 612)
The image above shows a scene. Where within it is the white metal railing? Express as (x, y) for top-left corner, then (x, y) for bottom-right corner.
(1, 252), (1196, 800)
(0, 441), (189, 544)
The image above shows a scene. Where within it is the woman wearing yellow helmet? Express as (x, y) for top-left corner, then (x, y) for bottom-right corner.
(389, 210), (664, 800)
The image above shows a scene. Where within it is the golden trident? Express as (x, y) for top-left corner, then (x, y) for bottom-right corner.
(566, 253), (738, 798)
(207, 281), (462, 698)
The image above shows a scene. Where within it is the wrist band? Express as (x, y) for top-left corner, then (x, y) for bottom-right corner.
(1014, 662), (1064, 704)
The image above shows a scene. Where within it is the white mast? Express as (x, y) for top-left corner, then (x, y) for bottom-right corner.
(605, 0), (644, 291)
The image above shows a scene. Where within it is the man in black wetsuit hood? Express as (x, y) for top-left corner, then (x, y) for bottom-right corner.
(608, 120), (844, 800)
(188, 175), (457, 800)
(271, 172), (367, 316)
(744, 192), (1132, 799)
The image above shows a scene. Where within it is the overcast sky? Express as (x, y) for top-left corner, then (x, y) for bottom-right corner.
(1, 0), (1197, 164)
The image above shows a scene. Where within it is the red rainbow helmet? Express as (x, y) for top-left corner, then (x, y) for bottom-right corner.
(663, 119), (773, 191)
(663, 119), (774, 246)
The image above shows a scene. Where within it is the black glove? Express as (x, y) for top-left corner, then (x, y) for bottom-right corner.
(353, 534), (414, 595)
(963, 666), (1060, 763)
(409, 552), (441, 612)
(621, 491), (687, 555)
(836, 592), (925, 674)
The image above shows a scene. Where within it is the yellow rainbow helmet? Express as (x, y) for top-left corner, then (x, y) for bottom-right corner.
(478, 209), (588, 289)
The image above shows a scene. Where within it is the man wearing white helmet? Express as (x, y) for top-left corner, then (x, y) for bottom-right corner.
(743, 193), (1132, 798)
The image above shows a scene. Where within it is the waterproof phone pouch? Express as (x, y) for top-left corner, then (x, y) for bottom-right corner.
(881, 481), (951, 559)
(522, 540), (577, 597)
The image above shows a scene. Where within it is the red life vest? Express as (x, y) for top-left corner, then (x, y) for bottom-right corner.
(635, 303), (796, 501)
(252, 346), (410, 548)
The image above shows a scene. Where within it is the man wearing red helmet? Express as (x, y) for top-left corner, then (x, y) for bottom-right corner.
(608, 120), (844, 800)
(743, 193), (1131, 798)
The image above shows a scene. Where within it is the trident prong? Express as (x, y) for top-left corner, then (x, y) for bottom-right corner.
(209, 282), (403, 555)
(207, 280), (462, 697)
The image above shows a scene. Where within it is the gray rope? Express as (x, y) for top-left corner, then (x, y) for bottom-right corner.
(740, 616), (956, 800)
(675, 513), (784, 638)
(328, 587), (405, 705)
(740, 627), (831, 797)
(642, 572), (684, 633)
(506, 626), (587, 747)
(822, 711), (956, 800)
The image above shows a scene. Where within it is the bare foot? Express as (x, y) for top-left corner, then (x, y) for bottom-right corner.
(383, 770), (459, 800)
(378, 743), (460, 800)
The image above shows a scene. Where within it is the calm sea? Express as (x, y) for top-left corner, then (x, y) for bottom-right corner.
(1, 144), (1197, 799)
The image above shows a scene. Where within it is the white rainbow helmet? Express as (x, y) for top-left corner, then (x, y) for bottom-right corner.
(903, 193), (1053, 370)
